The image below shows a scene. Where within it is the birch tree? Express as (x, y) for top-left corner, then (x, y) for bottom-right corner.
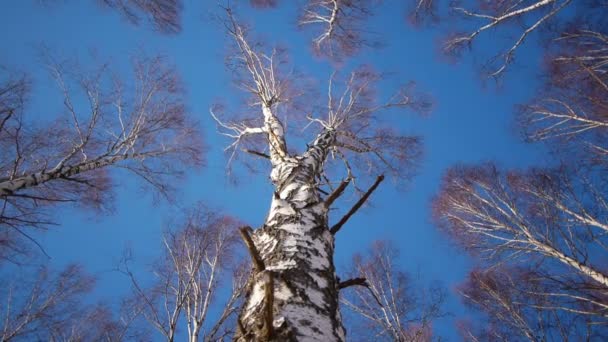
(341, 241), (446, 342)
(0, 264), (93, 341)
(0, 56), (202, 260)
(433, 164), (608, 339)
(457, 266), (606, 341)
(0, 264), (143, 342)
(122, 205), (247, 342)
(430, 6), (608, 336)
(518, 28), (608, 162)
(212, 8), (426, 341)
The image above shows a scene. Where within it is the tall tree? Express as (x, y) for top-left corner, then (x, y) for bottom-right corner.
(341, 241), (446, 342)
(0, 264), (144, 341)
(433, 163), (608, 338)
(429, 0), (608, 338)
(212, 8), (426, 341)
(518, 28), (608, 161)
(121, 205), (246, 342)
(457, 266), (604, 341)
(0, 56), (203, 260)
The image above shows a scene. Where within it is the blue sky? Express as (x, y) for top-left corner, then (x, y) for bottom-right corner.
(0, 1), (552, 340)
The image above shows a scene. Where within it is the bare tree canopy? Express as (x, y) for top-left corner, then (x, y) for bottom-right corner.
(406, 0), (438, 27)
(120, 204), (246, 342)
(250, 0), (280, 9)
(434, 163), (608, 339)
(0, 264), (146, 341)
(518, 28), (608, 162)
(39, 0), (183, 34)
(299, 0), (381, 61)
(458, 266), (607, 341)
(214, 8), (428, 186)
(430, 0), (608, 335)
(0, 56), (203, 260)
(341, 241), (446, 341)
(98, 0), (183, 34)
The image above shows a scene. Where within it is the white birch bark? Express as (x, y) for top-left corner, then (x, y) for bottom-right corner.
(236, 128), (346, 341)
(0, 154), (130, 196)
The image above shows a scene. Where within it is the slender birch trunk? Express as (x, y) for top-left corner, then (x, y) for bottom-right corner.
(0, 154), (130, 196)
(236, 128), (346, 341)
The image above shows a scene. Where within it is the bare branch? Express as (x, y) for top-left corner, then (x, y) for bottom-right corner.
(299, 0), (380, 60)
(338, 277), (367, 290)
(324, 177), (351, 208)
(239, 226), (265, 272)
(443, 0), (573, 77)
(121, 204), (243, 342)
(0, 54), (203, 259)
(331, 174), (384, 235)
(341, 241), (447, 341)
(434, 163), (608, 335)
(0, 264), (96, 341)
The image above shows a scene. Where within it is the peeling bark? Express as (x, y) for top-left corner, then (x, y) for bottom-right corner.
(236, 129), (346, 342)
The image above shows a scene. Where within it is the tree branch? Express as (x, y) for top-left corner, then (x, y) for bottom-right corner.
(338, 277), (367, 290)
(324, 177), (351, 208)
(242, 149), (270, 160)
(239, 226), (265, 272)
(330, 174), (385, 235)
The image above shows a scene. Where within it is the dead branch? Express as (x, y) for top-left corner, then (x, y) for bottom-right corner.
(330, 174), (384, 235)
(337, 277), (367, 290)
(243, 149), (271, 159)
(239, 226), (265, 272)
(324, 177), (351, 208)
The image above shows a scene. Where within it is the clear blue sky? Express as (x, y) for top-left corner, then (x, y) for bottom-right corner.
(0, 1), (550, 340)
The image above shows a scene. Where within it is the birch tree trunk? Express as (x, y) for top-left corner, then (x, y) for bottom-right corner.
(236, 129), (346, 342)
(218, 9), (424, 340)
